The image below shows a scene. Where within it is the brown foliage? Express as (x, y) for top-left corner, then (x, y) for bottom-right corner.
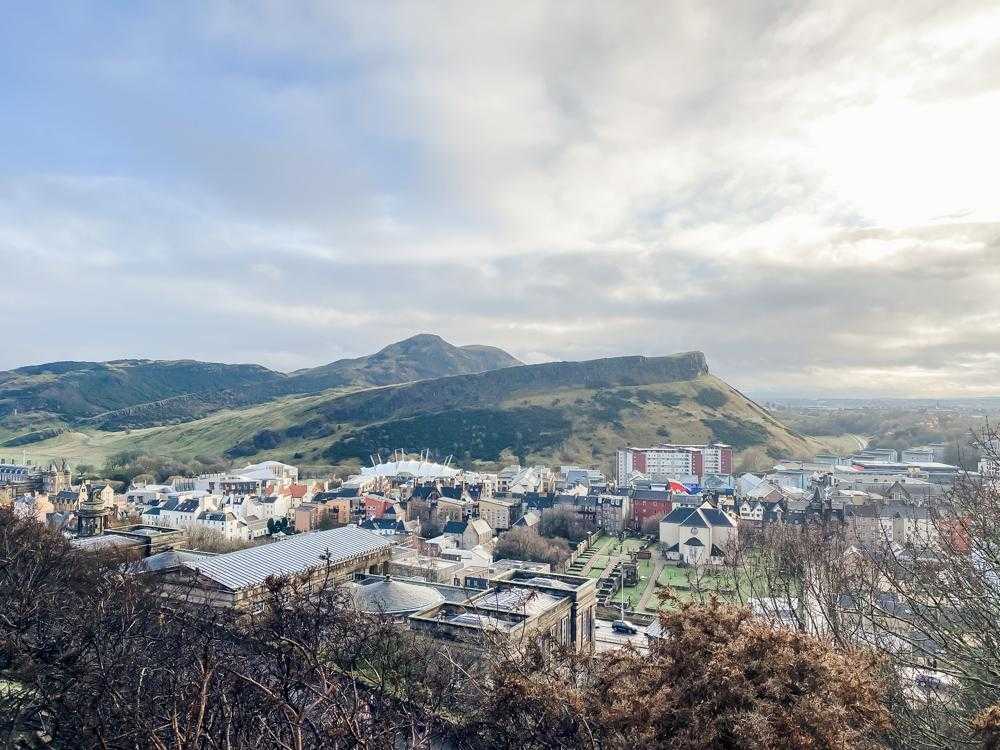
(459, 600), (892, 750)
(494, 526), (571, 568)
(1, 508), (894, 750)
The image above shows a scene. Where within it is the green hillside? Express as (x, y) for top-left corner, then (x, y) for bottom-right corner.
(0, 334), (522, 437)
(0, 360), (281, 422)
(16, 352), (826, 476)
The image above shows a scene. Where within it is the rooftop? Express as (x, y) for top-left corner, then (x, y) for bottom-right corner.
(178, 525), (390, 591)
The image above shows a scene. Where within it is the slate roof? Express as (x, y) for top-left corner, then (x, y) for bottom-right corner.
(661, 505), (734, 529)
(179, 526), (391, 591)
(662, 507), (697, 525)
(684, 537), (705, 547)
(176, 498), (201, 514)
(361, 517), (406, 532)
(197, 511), (234, 522)
(632, 489), (671, 502)
(443, 520), (468, 535)
(701, 507), (736, 528)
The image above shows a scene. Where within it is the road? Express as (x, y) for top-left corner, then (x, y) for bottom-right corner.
(594, 619), (649, 653)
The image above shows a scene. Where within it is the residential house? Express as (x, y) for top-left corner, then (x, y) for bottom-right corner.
(478, 496), (522, 531)
(442, 518), (493, 550)
(51, 487), (85, 513)
(360, 516), (416, 539)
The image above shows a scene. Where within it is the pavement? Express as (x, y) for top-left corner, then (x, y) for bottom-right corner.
(638, 559), (666, 611)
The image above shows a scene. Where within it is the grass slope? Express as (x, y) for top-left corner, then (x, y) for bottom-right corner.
(0, 334), (522, 435)
(17, 353), (827, 476)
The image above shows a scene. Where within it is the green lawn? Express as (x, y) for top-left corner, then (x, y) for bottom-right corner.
(644, 563), (752, 611)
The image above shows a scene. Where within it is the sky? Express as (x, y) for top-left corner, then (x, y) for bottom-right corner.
(3, 1), (1000, 397)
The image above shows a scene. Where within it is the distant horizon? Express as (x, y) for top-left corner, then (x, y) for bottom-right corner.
(5, 332), (1000, 403)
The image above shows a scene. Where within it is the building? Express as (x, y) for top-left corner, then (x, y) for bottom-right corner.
(616, 444), (733, 483)
(387, 547), (466, 584)
(347, 574), (471, 617)
(76, 483), (111, 538)
(594, 494), (630, 533)
(152, 525), (393, 609)
(478, 497), (522, 531)
(364, 495), (395, 519)
(851, 448), (899, 463)
(408, 570), (597, 654)
(442, 518), (493, 550)
(902, 444), (948, 464)
(72, 524), (186, 558)
(51, 487), (85, 512)
(979, 438), (1000, 477)
(239, 460), (299, 485)
(631, 489), (673, 528)
(360, 516), (415, 539)
(559, 466), (608, 492)
(659, 503), (737, 565)
(844, 504), (937, 548)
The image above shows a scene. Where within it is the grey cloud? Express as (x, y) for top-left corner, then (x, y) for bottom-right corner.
(3, 1), (1000, 398)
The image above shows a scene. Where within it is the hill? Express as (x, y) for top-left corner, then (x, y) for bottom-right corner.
(284, 334), (522, 392)
(16, 351), (825, 474)
(0, 360), (281, 422)
(0, 335), (522, 439)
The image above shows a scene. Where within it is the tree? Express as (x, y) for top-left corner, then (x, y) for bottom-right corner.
(0, 509), (455, 749)
(640, 515), (661, 537)
(695, 388), (728, 410)
(459, 600), (892, 750)
(538, 506), (589, 545)
(0, 509), (898, 749)
(420, 518), (444, 539)
(495, 527), (571, 568)
(185, 526), (254, 553)
(725, 427), (1000, 749)
(316, 511), (338, 531)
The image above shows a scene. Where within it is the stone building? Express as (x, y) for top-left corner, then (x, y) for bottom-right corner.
(151, 525), (392, 609)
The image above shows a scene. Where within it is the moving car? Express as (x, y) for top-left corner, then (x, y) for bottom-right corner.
(612, 619), (639, 635)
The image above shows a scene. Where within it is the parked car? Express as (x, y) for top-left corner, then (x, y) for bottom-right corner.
(612, 620), (639, 635)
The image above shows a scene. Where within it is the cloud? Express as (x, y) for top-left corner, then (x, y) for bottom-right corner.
(2, 1), (1000, 397)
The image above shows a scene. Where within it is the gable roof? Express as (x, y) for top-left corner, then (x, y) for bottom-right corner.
(361, 517), (406, 532)
(177, 526), (391, 591)
(662, 506), (697, 525)
(467, 518), (492, 536)
(700, 507), (736, 528)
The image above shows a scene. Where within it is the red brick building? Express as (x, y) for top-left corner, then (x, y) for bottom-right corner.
(631, 489), (673, 528)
